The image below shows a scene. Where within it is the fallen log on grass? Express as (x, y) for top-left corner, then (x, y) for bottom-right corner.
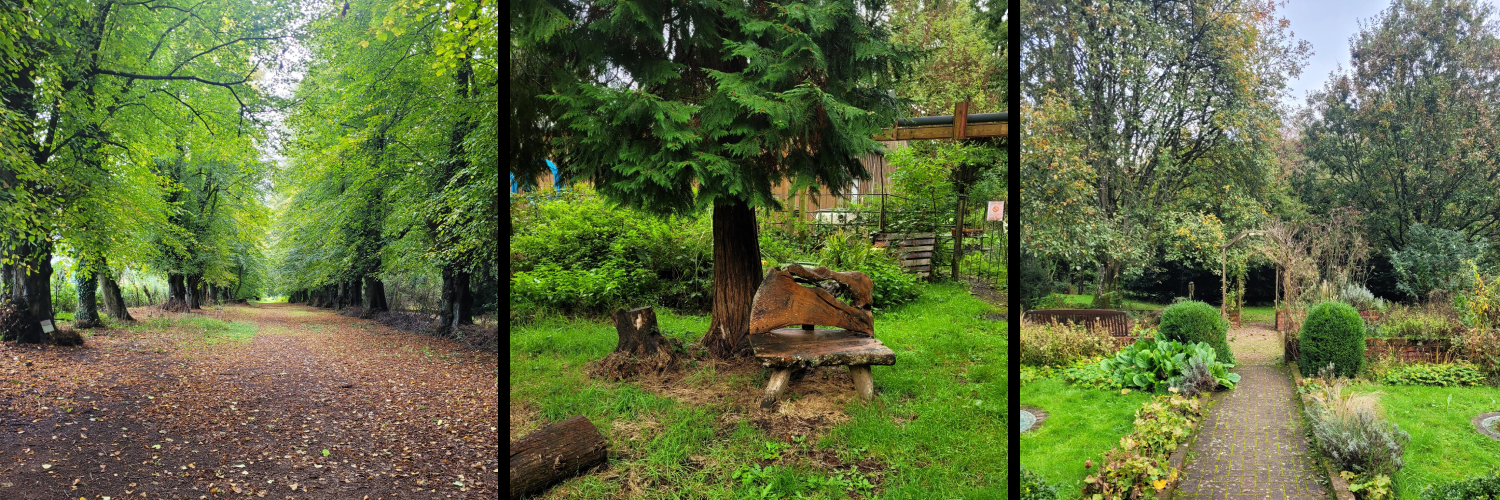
(509, 415), (608, 499)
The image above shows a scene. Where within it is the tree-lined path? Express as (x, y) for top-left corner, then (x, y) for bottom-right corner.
(1175, 325), (1324, 500)
(0, 303), (500, 499)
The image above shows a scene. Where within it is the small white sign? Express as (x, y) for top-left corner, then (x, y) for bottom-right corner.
(986, 201), (1005, 221)
(40, 320), (54, 333)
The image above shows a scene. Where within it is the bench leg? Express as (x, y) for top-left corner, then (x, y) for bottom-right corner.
(761, 369), (792, 409)
(848, 365), (874, 401)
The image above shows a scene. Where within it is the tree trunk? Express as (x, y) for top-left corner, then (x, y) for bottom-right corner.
(1, 240), (53, 343)
(509, 415), (608, 500)
(74, 254), (102, 329)
(438, 267), (473, 332)
(162, 273), (188, 311)
(702, 198), (762, 360)
(590, 307), (679, 379)
(364, 277), (388, 312)
(347, 279), (362, 309)
(185, 274), (203, 309)
(100, 264), (134, 322)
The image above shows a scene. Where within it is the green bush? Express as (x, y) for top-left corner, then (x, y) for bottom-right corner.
(1157, 300), (1233, 364)
(1339, 283), (1388, 312)
(1299, 301), (1367, 378)
(1382, 362), (1486, 387)
(1420, 469), (1500, 500)
(1020, 320), (1115, 367)
(510, 190), (713, 316)
(1378, 307), (1460, 341)
(857, 255), (923, 309)
(1020, 466), (1058, 500)
(1302, 378), (1409, 476)
(1092, 338), (1240, 393)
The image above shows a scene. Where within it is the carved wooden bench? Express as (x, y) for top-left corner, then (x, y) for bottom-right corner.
(747, 265), (896, 408)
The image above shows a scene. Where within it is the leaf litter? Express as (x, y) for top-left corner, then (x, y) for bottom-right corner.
(0, 302), (499, 499)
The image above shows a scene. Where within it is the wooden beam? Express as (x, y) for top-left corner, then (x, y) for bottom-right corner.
(873, 121), (1007, 141)
(953, 101), (968, 140)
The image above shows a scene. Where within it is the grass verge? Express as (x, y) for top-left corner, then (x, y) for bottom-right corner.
(1349, 383), (1500, 499)
(1019, 375), (1151, 498)
(509, 282), (1006, 499)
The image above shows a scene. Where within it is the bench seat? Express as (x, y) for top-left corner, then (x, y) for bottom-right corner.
(749, 328), (895, 408)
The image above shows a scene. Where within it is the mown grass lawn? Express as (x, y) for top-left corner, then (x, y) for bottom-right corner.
(509, 282), (1006, 499)
(1349, 383), (1500, 499)
(1019, 376), (1151, 498)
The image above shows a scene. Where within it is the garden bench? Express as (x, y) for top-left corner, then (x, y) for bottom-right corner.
(747, 265), (896, 408)
(1025, 309), (1131, 337)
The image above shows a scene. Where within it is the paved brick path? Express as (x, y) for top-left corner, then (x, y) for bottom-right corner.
(1174, 326), (1326, 500)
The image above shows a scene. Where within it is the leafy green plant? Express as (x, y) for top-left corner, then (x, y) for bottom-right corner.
(1299, 301), (1366, 378)
(1421, 469), (1500, 499)
(1020, 320), (1116, 367)
(1157, 300), (1233, 364)
(1302, 377), (1409, 476)
(1343, 471), (1393, 500)
(1095, 338), (1240, 393)
(1063, 357), (1120, 390)
(855, 251), (924, 309)
(1081, 393), (1204, 498)
(1020, 466), (1058, 500)
(760, 441), (788, 461)
(1382, 362), (1486, 387)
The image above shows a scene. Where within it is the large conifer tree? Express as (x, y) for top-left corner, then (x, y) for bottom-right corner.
(526, 1), (909, 359)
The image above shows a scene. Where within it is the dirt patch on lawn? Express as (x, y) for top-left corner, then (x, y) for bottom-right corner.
(636, 362), (862, 441)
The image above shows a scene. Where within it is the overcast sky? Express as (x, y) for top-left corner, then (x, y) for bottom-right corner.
(1277, 1), (1394, 110)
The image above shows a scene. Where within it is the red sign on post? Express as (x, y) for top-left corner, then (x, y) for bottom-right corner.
(986, 201), (1005, 221)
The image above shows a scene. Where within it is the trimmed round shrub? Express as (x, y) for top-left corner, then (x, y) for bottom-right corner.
(1298, 301), (1366, 378)
(1157, 300), (1233, 364)
(1420, 469), (1500, 499)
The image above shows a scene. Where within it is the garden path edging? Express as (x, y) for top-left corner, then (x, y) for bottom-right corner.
(1288, 362), (1356, 500)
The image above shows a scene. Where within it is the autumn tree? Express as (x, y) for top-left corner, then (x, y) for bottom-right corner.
(1022, 0), (1307, 299)
(1299, 0), (1500, 252)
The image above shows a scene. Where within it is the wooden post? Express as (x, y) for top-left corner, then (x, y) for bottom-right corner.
(761, 369), (792, 408)
(848, 365), (874, 401)
(509, 416), (608, 500)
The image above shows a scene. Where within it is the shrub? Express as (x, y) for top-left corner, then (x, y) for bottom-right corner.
(510, 190), (713, 316)
(1389, 223), (1487, 300)
(1020, 466), (1058, 500)
(1340, 283), (1388, 312)
(1378, 307), (1460, 341)
(1302, 378), (1409, 476)
(1382, 362), (1486, 387)
(1019, 249), (1055, 309)
(856, 253), (923, 309)
(1157, 300), (1233, 364)
(1019, 320), (1115, 367)
(1420, 469), (1500, 500)
(1452, 327), (1500, 384)
(1095, 338), (1240, 393)
(1299, 301), (1366, 378)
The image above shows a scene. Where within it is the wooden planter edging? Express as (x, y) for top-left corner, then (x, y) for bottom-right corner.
(1156, 391), (1215, 499)
(1287, 363), (1356, 500)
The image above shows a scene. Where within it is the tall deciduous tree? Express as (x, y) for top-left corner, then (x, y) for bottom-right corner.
(1023, 0), (1307, 297)
(537, 1), (909, 359)
(1299, 0), (1500, 252)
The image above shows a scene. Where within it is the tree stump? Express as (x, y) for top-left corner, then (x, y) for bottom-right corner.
(509, 415), (608, 500)
(589, 307), (680, 380)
